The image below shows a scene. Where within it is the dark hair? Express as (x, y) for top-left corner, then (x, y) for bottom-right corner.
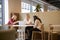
(10, 13), (20, 21)
(33, 15), (42, 23)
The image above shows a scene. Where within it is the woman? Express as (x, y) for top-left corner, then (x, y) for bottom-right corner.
(25, 14), (33, 40)
(8, 14), (17, 25)
(33, 15), (42, 32)
(7, 13), (19, 28)
(7, 13), (19, 38)
(24, 14), (32, 25)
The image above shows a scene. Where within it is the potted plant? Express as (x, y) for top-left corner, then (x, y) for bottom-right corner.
(35, 4), (41, 12)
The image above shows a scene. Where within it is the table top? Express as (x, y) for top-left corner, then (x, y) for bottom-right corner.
(12, 25), (35, 27)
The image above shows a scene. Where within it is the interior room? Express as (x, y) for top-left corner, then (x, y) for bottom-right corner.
(0, 0), (60, 40)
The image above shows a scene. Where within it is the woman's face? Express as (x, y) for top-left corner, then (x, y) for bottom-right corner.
(26, 14), (30, 21)
(12, 15), (17, 20)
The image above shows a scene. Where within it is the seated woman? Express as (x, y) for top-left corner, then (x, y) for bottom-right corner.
(33, 15), (42, 32)
(7, 13), (19, 29)
(24, 14), (33, 40)
(7, 13), (20, 38)
(24, 14), (32, 25)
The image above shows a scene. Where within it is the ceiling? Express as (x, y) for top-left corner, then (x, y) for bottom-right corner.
(44, 0), (60, 9)
(32, 0), (59, 10)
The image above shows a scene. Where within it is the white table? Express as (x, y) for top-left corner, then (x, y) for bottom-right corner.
(12, 25), (34, 40)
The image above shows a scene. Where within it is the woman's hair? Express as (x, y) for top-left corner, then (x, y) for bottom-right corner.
(10, 13), (20, 21)
(33, 15), (42, 23)
(26, 14), (30, 18)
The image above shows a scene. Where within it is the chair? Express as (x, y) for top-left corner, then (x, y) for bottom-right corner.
(32, 24), (44, 40)
(49, 24), (60, 40)
(0, 28), (16, 40)
(44, 31), (48, 40)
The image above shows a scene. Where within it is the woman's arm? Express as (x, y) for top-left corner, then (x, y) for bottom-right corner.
(34, 20), (38, 28)
(13, 21), (19, 25)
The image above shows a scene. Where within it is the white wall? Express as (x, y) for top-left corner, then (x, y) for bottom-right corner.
(8, 0), (21, 14)
(21, 10), (60, 31)
(34, 11), (60, 31)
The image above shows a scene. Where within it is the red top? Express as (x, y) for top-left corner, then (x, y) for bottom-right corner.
(8, 18), (15, 25)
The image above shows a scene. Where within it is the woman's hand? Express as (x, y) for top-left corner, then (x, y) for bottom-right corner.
(13, 21), (19, 24)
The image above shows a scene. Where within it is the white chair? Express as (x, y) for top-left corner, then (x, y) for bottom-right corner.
(49, 24), (60, 40)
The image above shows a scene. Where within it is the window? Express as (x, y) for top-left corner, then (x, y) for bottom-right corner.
(0, 4), (2, 17)
(0, 0), (2, 25)
(32, 6), (36, 12)
(21, 2), (30, 13)
(5, 0), (9, 24)
(21, 2), (36, 13)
